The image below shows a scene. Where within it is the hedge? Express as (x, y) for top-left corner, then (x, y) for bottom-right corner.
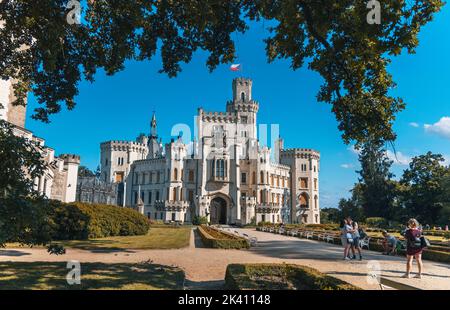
(197, 225), (249, 249)
(225, 264), (360, 290)
(52, 202), (150, 239)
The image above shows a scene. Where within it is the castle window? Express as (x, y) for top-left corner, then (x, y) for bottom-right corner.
(105, 158), (108, 166)
(174, 168), (178, 181)
(252, 171), (256, 184)
(133, 191), (138, 204)
(215, 159), (226, 178)
(300, 178), (308, 189)
(314, 178), (317, 190)
(157, 172), (160, 183)
(156, 191), (160, 201)
(188, 170), (194, 182)
(314, 195), (318, 209)
(148, 191), (152, 204)
(241, 92), (246, 101)
(172, 188), (177, 201)
(241, 172), (247, 184)
(260, 171), (264, 184)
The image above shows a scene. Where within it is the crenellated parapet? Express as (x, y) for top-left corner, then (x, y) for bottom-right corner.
(281, 148), (321, 160)
(101, 140), (148, 153)
(60, 154), (81, 164)
(199, 110), (238, 123)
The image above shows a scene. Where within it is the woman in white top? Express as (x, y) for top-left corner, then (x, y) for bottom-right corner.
(340, 219), (354, 260)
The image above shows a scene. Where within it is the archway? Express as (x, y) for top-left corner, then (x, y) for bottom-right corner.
(210, 197), (227, 224)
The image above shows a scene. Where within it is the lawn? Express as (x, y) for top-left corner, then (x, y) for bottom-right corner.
(0, 261), (185, 290)
(7, 226), (192, 251)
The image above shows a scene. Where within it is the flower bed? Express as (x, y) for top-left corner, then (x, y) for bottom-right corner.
(225, 263), (360, 290)
(197, 225), (250, 249)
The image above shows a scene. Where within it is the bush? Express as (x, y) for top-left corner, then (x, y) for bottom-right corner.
(225, 264), (360, 290)
(365, 217), (388, 228)
(305, 224), (339, 231)
(257, 221), (274, 227)
(197, 225), (249, 249)
(52, 201), (150, 240)
(192, 215), (208, 225)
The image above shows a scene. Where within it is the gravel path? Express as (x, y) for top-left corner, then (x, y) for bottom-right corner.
(2, 228), (449, 290)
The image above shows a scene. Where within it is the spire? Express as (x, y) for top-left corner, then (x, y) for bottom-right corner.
(150, 111), (157, 139)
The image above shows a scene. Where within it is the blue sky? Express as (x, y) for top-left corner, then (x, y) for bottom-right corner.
(25, 5), (450, 209)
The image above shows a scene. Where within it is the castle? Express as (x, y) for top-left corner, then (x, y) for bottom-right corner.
(0, 78), (80, 202)
(101, 78), (320, 225)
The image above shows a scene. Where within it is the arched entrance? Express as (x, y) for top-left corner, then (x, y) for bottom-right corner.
(210, 197), (227, 224)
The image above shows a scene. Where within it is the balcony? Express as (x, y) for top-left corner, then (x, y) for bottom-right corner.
(155, 200), (190, 212)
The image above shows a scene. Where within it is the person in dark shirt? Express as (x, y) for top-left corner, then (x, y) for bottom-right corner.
(403, 218), (424, 279)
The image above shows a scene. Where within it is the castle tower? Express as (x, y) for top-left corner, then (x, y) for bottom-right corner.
(0, 79), (27, 128)
(226, 78), (259, 142)
(61, 154), (81, 203)
(147, 111), (162, 159)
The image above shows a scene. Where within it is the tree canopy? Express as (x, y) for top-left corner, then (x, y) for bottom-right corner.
(0, 0), (445, 144)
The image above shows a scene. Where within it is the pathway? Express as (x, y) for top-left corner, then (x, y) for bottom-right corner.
(1, 228), (449, 290)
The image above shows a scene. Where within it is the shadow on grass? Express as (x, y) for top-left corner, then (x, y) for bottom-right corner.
(0, 261), (185, 290)
(0, 250), (31, 257)
(60, 239), (138, 254)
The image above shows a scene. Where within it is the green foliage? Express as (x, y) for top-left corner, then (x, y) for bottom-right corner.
(365, 217), (388, 228)
(192, 215), (208, 225)
(0, 120), (46, 199)
(400, 152), (449, 224)
(0, 1), (444, 144)
(225, 264), (360, 290)
(198, 225), (249, 249)
(52, 202), (150, 239)
(78, 166), (95, 178)
(257, 221), (273, 227)
(356, 139), (399, 218)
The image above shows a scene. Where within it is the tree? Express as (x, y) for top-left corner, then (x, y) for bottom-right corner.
(337, 197), (365, 223)
(0, 0), (444, 144)
(320, 207), (341, 224)
(356, 139), (398, 218)
(437, 173), (450, 226)
(0, 120), (46, 199)
(78, 165), (95, 178)
(400, 152), (448, 224)
(0, 119), (54, 247)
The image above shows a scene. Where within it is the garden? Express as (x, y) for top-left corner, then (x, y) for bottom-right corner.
(197, 225), (250, 249)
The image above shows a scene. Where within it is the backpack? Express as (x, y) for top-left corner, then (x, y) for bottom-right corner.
(358, 228), (367, 239)
(420, 236), (431, 248)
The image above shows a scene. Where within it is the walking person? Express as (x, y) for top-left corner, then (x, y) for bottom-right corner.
(403, 218), (424, 279)
(340, 219), (353, 260)
(347, 217), (363, 260)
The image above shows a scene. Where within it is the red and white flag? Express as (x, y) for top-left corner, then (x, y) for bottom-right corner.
(230, 64), (241, 71)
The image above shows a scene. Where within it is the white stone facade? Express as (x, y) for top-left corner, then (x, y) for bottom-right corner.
(101, 78), (320, 225)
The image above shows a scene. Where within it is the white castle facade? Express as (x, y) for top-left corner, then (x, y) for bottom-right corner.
(101, 78), (320, 225)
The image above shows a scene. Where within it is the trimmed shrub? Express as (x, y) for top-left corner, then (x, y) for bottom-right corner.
(192, 215), (208, 225)
(257, 221), (275, 227)
(52, 202), (150, 240)
(197, 225), (249, 249)
(225, 264), (360, 290)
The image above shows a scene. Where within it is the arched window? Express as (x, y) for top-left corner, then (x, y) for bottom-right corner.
(188, 170), (194, 182)
(299, 193), (309, 209)
(174, 168), (178, 180)
(241, 92), (246, 101)
(252, 171), (256, 184)
(260, 171), (264, 184)
(173, 188), (177, 201)
(314, 195), (318, 209)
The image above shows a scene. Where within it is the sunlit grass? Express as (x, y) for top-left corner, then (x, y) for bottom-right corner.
(0, 261), (185, 290)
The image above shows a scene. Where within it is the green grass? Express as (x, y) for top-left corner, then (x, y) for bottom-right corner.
(225, 263), (360, 290)
(0, 261), (185, 290)
(7, 227), (192, 251)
